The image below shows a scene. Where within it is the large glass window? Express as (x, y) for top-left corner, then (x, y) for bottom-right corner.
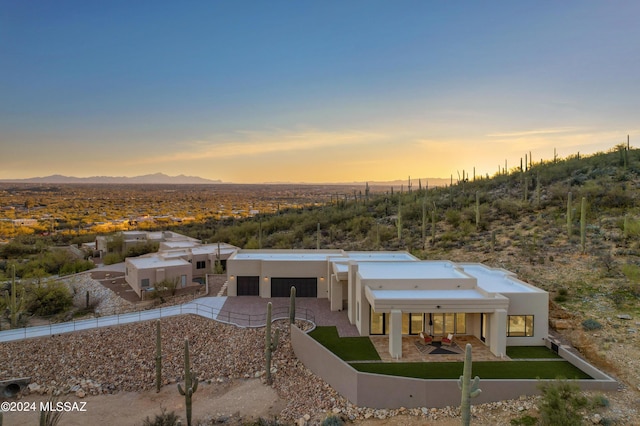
(371, 310), (385, 335)
(508, 315), (534, 337)
(410, 313), (424, 334)
(431, 313), (466, 335)
(370, 311), (466, 335)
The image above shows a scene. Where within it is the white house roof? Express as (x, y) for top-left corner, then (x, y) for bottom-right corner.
(460, 264), (541, 293)
(345, 252), (418, 261)
(357, 261), (469, 280)
(369, 289), (486, 299)
(127, 256), (189, 269)
(232, 250), (344, 261)
(365, 285), (510, 312)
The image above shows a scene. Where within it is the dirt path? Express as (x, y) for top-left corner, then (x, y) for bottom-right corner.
(2, 379), (285, 426)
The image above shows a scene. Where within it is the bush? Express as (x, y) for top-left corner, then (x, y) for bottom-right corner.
(103, 253), (124, 265)
(510, 414), (537, 426)
(538, 379), (588, 426)
(581, 319), (603, 331)
(27, 281), (73, 316)
(321, 415), (345, 426)
(141, 407), (180, 426)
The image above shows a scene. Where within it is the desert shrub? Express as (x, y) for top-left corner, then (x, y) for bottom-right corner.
(581, 319), (603, 331)
(590, 393), (610, 408)
(510, 414), (537, 426)
(321, 415), (345, 426)
(27, 281), (73, 316)
(141, 407), (180, 426)
(444, 209), (462, 227)
(621, 263), (640, 282)
(103, 252), (124, 265)
(125, 241), (159, 258)
(538, 379), (588, 426)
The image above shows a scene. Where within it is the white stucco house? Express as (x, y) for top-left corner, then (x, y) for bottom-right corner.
(226, 249), (548, 359)
(124, 242), (238, 297)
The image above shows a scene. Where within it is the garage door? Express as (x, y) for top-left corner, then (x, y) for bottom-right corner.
(236, 276), (259, 296)
(271, 277), (317, 297)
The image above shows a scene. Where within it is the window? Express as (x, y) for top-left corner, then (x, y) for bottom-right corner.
(141, 278), (150, 288)
(432, 313), (466, 335)
(196, 260), (206, 269)
(508, 315), (534, 337)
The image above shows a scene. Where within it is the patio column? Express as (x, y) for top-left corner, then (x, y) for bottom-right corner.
(489, 309), (507, 357)
(330, 275), (342, 311)
(389, 309), (402, 359)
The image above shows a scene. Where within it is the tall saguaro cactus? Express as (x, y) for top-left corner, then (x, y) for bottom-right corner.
(458, 343), (482, 426)
(396, 196), (403, 241)
(177, 339), (198, 426)
(6, 264), (25, 328)
(265, 302), (280, 385)
(567, 191), (573, 238)
(474, 192), (480, 230)
(580, 197), (587, 253)
(155, 320), (162, 393)
(289, 286), (296, 324)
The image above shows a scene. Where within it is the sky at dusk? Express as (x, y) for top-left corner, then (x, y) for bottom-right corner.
(1, 1), (639, 183)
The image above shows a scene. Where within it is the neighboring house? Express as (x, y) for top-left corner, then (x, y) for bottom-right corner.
(125, 242), (238, 297)
(226, 249), (548, 359)
(96, 230), (200, 257)
(12, 218), (38, 226)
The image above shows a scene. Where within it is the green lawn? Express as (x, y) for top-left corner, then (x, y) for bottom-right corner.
(309, 326), (381, 361)
(507, 346), (562, 359)
(351, 361), (592, 380)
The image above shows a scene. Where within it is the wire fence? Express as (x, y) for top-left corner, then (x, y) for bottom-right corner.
(0, 302), (315, 343)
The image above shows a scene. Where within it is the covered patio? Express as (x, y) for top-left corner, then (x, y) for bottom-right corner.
(369, 334), (505, 363)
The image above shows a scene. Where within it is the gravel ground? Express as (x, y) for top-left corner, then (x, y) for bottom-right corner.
(2, 314), (638, 425)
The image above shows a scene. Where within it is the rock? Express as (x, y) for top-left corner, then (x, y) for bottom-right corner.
(332, 407), (341, 414)
(617, 314), (632, 320)
(303, 414), (310, 421)
(591, 413), (602, 424)
(76, 389), (86, 398)
(551, 319), (571, 330)
(27, 383), (41, 393)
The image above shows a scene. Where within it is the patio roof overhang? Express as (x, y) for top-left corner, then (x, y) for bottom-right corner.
(364, 286), (510, 313)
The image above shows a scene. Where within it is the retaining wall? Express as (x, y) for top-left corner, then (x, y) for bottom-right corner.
(291, 326), (618, 409)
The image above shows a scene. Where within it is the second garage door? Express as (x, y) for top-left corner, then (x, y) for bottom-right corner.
(271, 277), (317, 297)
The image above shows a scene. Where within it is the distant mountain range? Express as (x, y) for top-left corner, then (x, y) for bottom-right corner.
(0, 173), (450, 187)
(0, 173), (222, 184)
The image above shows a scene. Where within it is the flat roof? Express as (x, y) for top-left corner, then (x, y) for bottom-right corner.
(369, 288), (488, 300)
(233, 250), (344, 261)
(357, 261), (470, 280)
(345, 252), (417, 261)
(461, 264), (540, 293)
(128, 256), (189, 269)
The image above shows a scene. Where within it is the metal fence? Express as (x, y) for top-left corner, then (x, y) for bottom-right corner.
(0, 302), (315, 343)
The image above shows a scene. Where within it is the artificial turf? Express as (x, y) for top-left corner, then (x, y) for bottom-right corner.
(308, 326), (381, 361)
(350, 360), (592, 380)
(506, 346), (562, 359)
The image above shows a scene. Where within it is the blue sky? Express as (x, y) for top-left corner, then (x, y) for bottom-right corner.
(1, 1), (639, 183)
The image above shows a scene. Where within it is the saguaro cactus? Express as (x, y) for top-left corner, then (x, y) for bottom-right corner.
(289, 286), (296, 324)
(474, 192), (480, 230)
(580, 197), (587, 253)
(458, 343), (482, 426)
(567, 191), (573, 238)
(155, 320), (162, 392)
(396, 197), (403, 241)
(5, 265), (25, 328)
(177, 339), (198, 426)
(265, 302), (280, 385)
